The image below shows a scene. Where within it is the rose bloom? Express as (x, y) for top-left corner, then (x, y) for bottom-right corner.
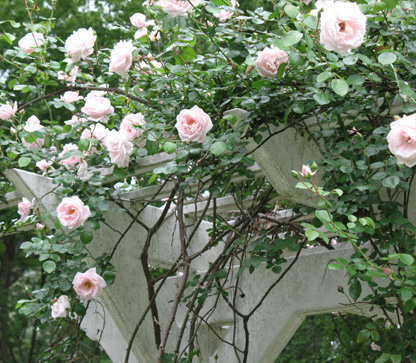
(18, 32), (45, 55)
(51, 295), (71, 319)
(72, 268), (107, 300)
(59, 143), (82, 167)
(120, 113), (145, 141)
(18, 197), (34, 221)
(175, 105), (213, 142)
(256, 47), (289, 78)
(387, 113), (416, 167)
(159, 0), (200, 16)
(36, 159), (54, 174)
(65, 114), (87, 127)
(214, 10), (234, 22)
(104, 130), (134, 168)
(58, 66), (79, 85)
(320, 1), (366, 55)
(23, 115), (44, 150)
(57, 195), (91, 229)
(36, 223), (45, 231)
(65, 27), (96, 63)
(109, 40), (136, 78)
(130, 12), (155, 39)
(81, 96), (114, 122)
(149, 30), (161, 42)
(301, 164), (313, 177)
(60, 91), (83, 104)
(0, 101), (17, 120)
(81, 123), (109, 152)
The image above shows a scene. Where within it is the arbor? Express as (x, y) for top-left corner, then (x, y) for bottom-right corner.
(1, 0), (416, 362)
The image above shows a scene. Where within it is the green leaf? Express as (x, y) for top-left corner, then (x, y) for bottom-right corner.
(382, 176), (400, 189)
(349, 279), (362, 301)
(391, 355), (402, 363)
(316, 71), (332, 83)
(398, 254), (414, 266)
(404, 298), (416, 313)
(313, 93), (330, 105)
(284, 4), (299, 18)
(18, 156), (31, 168)
(378, 51), (397, 65)
(164, 141), (177, 154)
(210, 141), (227, 156)
(347, 74), (365, 85)
(357, 329), (370, 343)
(104, 272), (116, 285)
(113, 166), (127, 180)
(43, 260), (56, 274)
(80, 230), (93, 244)
(316, 210), (331, 223)
(328, 263), (344, 270)
(283, 31), (303, 47)
(331, 79), (349, 97)
(148, 173), (158, 185)
(78, 139), (90, 152)
(375, 353), (391, 363)
(305, 229), (319, 241)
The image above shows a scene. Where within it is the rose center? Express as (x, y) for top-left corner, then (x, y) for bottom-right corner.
(338, 22), (346, 32)
(83, 281), (92, 289)
(187, 119), (195, 126)
(68, 208), (76, 215)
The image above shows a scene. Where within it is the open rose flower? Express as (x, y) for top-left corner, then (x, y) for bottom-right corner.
(60, 91), (83, 104)
(72, 268), (106, 300)
(159, 0), (200, 16)
(104, 130), (134, 168)
(109, 40), (136, 78)
(130, 12), (155, 39)
(81, 96), (114, 122)
(58, 65), (79, 85)
(51, 295), (71, 319)
(18, 32), (45, 55)
(81, 123), (109, 152)
(65, 27), (96, 63)
(256, 47), (289, 78)
(120, 113), (145, 141)
(149, 30), (161, 42)
(387, 113), (416, 167)
(23, 115), (45, 150)
(57, 195), (91, 229)
(175, 105), (213, 142)
(320, 1), (366, 55)
(59, 143), (83, 168)
(18, 197), (34, 221)
(36, 159), (54, 174)
(0, 102), (17, 120)
(214, 10), (234, 22)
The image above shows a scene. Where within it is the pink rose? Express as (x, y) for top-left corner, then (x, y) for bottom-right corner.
(58, 66), (79, 85)
(59, 143), (83, 168)
(159, 0), (200, 16)
(371, 342), (381, 351)
(130, 13), (150, 39)
(109, 40), (136, 78)
(36, 159), (54, 174)
(51, 295), (71, 319)
(36, 223), (45, 231)
(0, 102), (17, 120)
(149, 30), (161, 42)
(18, 197), (34, 221)
(387, 113), (416, 167)
(175, 105), (213, 142)
(320, 1), (366, 55)
(72, 268), (106, 300)
(81, 123), (109, 152)
(60, 91), (83, 104)
(57, 195), (91, 229)
(301, 165), (313, 177)
(214, 10), (234, 22)
(23, 115), (45, 150)
(104, 130), (134, 168)
(65, 28), (96, 63)
(65, 115), (87, 127)
(18, 32), (45, 55)
(256, 47), (289, 78)
(120, 113), (145, 141)
(81, 96), (114, 122)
